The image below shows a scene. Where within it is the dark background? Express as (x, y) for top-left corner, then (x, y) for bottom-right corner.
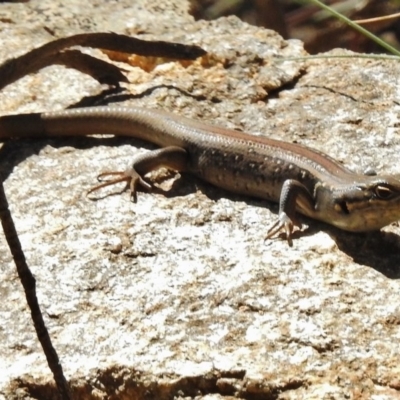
(190, 0), (400, 54)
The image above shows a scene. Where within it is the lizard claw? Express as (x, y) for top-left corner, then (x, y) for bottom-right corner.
(265, 212), (301, 246)
(86, 168), (152, 202)
(124, 167), (152, 202)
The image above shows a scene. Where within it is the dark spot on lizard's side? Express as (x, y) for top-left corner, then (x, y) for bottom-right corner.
(337, 201), (350, 214)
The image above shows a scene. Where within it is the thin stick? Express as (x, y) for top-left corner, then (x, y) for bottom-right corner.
(0, 180), (72, 399)
(355, 12), (400, 25)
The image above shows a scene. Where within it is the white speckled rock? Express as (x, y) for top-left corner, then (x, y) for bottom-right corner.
(1, 0), (400, 398)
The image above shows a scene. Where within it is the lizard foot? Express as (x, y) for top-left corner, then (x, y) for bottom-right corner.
(265, 212), (301, 246)
(87, 168), (152, 202)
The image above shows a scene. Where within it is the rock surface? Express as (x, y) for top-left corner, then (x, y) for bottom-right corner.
(1, 0), (400, 399)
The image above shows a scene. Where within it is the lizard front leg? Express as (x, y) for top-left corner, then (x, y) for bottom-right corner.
(265, 179), (315, 245)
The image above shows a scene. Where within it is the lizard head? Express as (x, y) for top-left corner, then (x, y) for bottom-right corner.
(327, 174), (400, 232)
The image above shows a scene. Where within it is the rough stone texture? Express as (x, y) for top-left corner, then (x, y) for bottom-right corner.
(1, 0), (400, 399)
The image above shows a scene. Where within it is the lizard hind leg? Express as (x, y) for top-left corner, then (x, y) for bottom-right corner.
(86, 146), (188, 202)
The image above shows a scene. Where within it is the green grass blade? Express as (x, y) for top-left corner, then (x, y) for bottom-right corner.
(306, 0), (400, 56)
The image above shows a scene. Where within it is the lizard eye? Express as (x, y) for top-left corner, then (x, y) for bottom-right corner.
(374, 185), (394, 199)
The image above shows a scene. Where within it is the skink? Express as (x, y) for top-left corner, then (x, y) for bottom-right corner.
(1, 106), (400, 243)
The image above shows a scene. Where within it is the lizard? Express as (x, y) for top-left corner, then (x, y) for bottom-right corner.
(1, 106), (400, 244)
